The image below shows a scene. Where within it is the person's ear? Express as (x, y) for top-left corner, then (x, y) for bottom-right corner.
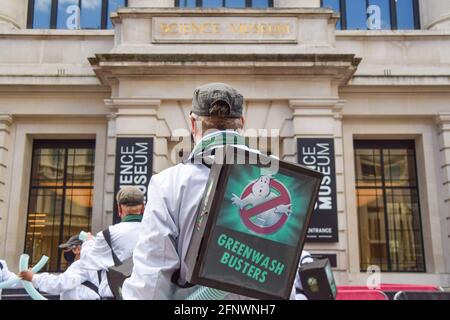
(240, 116), (245, 128)
(117, 204), (123, 217)
(190, 116), (197, 135)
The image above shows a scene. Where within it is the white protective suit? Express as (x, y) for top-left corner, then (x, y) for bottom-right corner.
(295, 251), (314, 300)
(32, 260), (101, 300)
(80, 219), (143, 298)
(0, 260), (16, 283)
(0, 260), (21, 298)
(122, 131), (313, 300)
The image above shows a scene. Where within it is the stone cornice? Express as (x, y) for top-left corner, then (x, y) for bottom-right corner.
(336, 29), (450, 39)
(91, 53), (360, 64)
(90, 53), (361, 87)
(111, 7), (339, 22)
(0, 29), (114, 38)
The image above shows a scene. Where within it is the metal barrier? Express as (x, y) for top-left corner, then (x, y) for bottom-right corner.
(1, 288), (59, 300)
(394, 291), (450, 300)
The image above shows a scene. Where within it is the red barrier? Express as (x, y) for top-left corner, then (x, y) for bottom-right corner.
(336, 290), (388, 300)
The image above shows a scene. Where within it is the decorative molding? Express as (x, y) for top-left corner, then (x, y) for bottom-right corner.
(289, 98), (340, 109)
(0, 115), (13, 126)
(105, 98), (161, 112)
(0, 115), (13, 134)
(289, 98), (344, 119)
(436, 113), (450, 134)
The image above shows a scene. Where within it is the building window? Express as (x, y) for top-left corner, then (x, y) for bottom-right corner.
(354, 140), (425, 272)
(24, 140), (95, 272)
(176, 0), (273, 8)
(321, 0), (420, 30)
(27, 0), (127, 30)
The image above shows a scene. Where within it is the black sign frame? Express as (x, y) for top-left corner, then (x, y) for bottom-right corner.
(297, 138), (339, 243)
(185, 145), (324, 300)
(113, 137), (153, 224)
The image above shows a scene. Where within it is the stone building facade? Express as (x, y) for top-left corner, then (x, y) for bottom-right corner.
(0, 0), (449, 288)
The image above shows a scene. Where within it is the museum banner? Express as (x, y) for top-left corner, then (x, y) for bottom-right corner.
(297, 138), (338, 242)
(113, 137), (153, 224)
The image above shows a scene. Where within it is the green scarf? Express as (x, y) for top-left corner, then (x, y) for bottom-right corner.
(188, 131), (247, 160)
(121, 214), (143, 223)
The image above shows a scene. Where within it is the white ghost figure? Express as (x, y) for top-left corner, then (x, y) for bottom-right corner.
(231, 175), (292, 228)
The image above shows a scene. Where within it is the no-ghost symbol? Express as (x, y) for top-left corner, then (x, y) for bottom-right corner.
(231, 176), (292, 235)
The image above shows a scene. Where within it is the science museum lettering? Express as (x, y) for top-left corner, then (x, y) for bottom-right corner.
(159, 22), (291, 35)
(152, 17), (297, 43)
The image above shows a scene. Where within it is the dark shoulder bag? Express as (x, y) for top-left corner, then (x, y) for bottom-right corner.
(102, 228), (134, 300)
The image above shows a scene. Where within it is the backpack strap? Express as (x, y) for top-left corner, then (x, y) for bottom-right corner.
(170, 269), (195, 289)
(97, 270), (102, 284)
(102, 228), (122, 267)
(0, 261), (3, 270)
(81, 281), (101, 299)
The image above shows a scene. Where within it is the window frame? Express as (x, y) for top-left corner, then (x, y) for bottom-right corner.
(320, 0), (420, 30)
(24, 139), (96, 272)
(175, 0), (274, 8)
(27, 0), (128, 29)
(353, 139), (426, 273)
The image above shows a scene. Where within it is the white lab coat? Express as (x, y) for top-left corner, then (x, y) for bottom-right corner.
(32, 260), (100, 300)
(0, 260), (16, 283)
(295, 251), (314, 300)
(0, 260), (21, 299)
(122, 140), (312, 300)
(80, 221), (143, 298)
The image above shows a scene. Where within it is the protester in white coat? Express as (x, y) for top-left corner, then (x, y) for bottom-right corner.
(1, 259), (21, 298)
(295, 251), (315, 300)
(0, 260), (16, 284)
(19, 235), (101, 300)
(122, 83), (312, 300)
(80, 186), (144, 299)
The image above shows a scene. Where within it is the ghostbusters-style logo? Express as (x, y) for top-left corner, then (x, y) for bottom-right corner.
(231, 175), (292, 235)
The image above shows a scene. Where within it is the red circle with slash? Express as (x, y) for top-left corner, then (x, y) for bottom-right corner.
(239, 179), (291, 235)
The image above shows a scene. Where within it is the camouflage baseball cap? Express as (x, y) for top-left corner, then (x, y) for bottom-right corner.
(191, 83), (243, 118)
(116, 186), (145, 206)
(59, 235), (82, 249)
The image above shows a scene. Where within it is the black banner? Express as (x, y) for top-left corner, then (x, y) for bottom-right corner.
(113, 137), (153, 224)
(297, 138), (338, 242)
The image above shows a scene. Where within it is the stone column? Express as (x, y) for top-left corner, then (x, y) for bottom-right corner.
(289, 99), (347, 277)
(0, 115), (13, 258)
(0, 0), (27, 30)
(274, 0), (320, 8)
(128, 0), (175, 8)
(419, 0), (450, 30)
(103, 99), (170, 227)
(436, 113), (450, 273)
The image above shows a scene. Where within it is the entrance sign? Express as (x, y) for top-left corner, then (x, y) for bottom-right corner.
(185, 146), (323, 300)
(113, 137), (153, 224)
